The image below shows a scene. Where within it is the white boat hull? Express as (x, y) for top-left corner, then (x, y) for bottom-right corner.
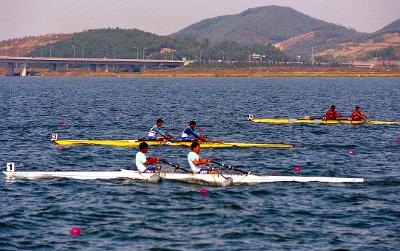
(3, 169), (364, 185)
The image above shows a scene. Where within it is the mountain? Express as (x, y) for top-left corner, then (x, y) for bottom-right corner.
(0, 34), (73, 57)
(316, 33), (400, 60)
(174, 6), (364, 57)
(316, 20), (400, 60)
(1, 6), (398, 62)
(24, 28), (287, 62)
(377, 19), (400, 34)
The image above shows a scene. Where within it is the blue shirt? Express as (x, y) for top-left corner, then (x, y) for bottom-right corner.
(181, 127), (200, 140)
(148, 125), (167, 139)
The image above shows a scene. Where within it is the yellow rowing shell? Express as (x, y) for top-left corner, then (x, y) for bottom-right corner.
(54, 139), (294, 148)
(249, 118), (400, 125)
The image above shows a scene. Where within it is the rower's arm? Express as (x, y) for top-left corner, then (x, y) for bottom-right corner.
(192, 158), (212, 165)
(145, 157), (160, 165)
(184, 128), (200, 138)
(155, 127), (168, 138)
(192, 130), (201, 139)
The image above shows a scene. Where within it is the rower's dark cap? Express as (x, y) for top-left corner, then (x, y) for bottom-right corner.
(331, 105), (336, 109)
(156, 118), (164, 123)
(189, 121), (196, 125)
(355, 106), (360, 109)
(139, 142), (148, 150)
(191, 141), (200, 150)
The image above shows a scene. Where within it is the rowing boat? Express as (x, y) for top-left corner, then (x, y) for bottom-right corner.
(3, 169), (364, 185)
(51, 135), (294, 148)
(53, 139), (293, 148)
(248, 115), (400, 125)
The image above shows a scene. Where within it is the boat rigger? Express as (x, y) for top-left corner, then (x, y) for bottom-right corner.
(248, 115), (400, 125)
(51, 134), (294, 148)
(4, 163), (364, 186)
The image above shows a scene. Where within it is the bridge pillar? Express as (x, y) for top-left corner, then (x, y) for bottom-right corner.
(104, 64), (109, 72)
(6, 62), (15, 76)
(21, 63), (27, 77)
(140, 65), (146, 72)
(50, 63), (57, 71)
(90, 64), (97, 72)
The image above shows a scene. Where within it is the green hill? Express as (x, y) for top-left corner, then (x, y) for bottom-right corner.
(377, 19), (400, 34)
(28, 28), (287, 62)
(174, 5), (364, 57)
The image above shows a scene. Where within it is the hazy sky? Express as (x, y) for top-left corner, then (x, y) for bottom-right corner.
(1, 0), (399, 41)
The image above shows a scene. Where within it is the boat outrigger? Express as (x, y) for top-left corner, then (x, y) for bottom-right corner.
(51, 134), (294, 148)
(4, 163), (364, 186)
(248, 114), (400, 125)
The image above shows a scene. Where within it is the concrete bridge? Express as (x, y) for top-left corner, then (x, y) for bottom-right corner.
(0, 56), (185, 76)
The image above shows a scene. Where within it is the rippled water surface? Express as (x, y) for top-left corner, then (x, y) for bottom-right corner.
(1, 77), (400, 250)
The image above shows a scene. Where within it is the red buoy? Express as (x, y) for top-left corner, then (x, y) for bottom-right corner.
(70, 227), (80, 235)
(200, 188), (208, 194)
(348, 149), (355, 155)
(293, 166), (301, 172)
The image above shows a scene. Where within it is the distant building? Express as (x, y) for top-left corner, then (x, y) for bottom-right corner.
(160, 48), (176, 53)
(249, 53), (261, 61)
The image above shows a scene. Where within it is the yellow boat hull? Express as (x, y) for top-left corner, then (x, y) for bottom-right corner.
(54, 139), (294, 148)
(249, 118), (400, 125)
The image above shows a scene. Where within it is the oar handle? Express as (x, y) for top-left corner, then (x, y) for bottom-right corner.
(211, 161), (230, 168)
(211, 161), (249, 174)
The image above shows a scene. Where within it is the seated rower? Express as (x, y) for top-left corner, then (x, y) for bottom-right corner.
(136, 142), (161, 173)
(181, 121), (206, 142)
(187, 142), (216, 174)
(351, 106), (368, 121)
(324, 105), (343, 120)
(148, 118), (173, 142)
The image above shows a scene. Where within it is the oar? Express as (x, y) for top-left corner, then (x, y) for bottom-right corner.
(210, 168), (233, 186)
(308, 116), (323, 120)
(160, 159), (190, 173)
(211, 161), (250, 175)
(196, 128), (208, 142)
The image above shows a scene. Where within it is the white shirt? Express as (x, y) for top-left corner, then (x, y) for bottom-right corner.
(188, 151), (201, 173)
(136, 151), (147, 172)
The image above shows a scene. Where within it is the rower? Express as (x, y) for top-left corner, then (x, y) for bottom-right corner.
(351, 106), (368, 121)
(187, 142), (216, 174)
(148, 118), (173, 142)
(136, 142), (161, 173)
(324, 105), (343, 120)
(181, 121), (206, 142)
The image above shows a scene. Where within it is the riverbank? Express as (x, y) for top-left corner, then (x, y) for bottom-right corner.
(2, 66), (400, 77)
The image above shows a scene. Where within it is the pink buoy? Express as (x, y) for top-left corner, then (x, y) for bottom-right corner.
(293, 166), (301, 172)
(58, 120), (65, 126)
(70, 227), (80, 235)
(348, 149), (355, 155)
(199, 188), (208, 194)
(57, 145), (64, 150)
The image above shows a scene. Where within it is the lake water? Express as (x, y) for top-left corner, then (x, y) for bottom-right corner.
(1, 77), (399, 250)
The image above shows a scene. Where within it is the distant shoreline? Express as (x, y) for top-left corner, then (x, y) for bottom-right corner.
(2, 66), (400, 78)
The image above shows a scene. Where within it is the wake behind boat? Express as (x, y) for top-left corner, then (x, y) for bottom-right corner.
(51, 134), (294, 148)
(248, 114), (400, 125)
(4, 164), (364, 186)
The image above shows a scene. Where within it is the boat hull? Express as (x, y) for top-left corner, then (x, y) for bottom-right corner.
(249, 118), (400, 125)
(3, 170), (364, 185)
(53, 139), (294, 148)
